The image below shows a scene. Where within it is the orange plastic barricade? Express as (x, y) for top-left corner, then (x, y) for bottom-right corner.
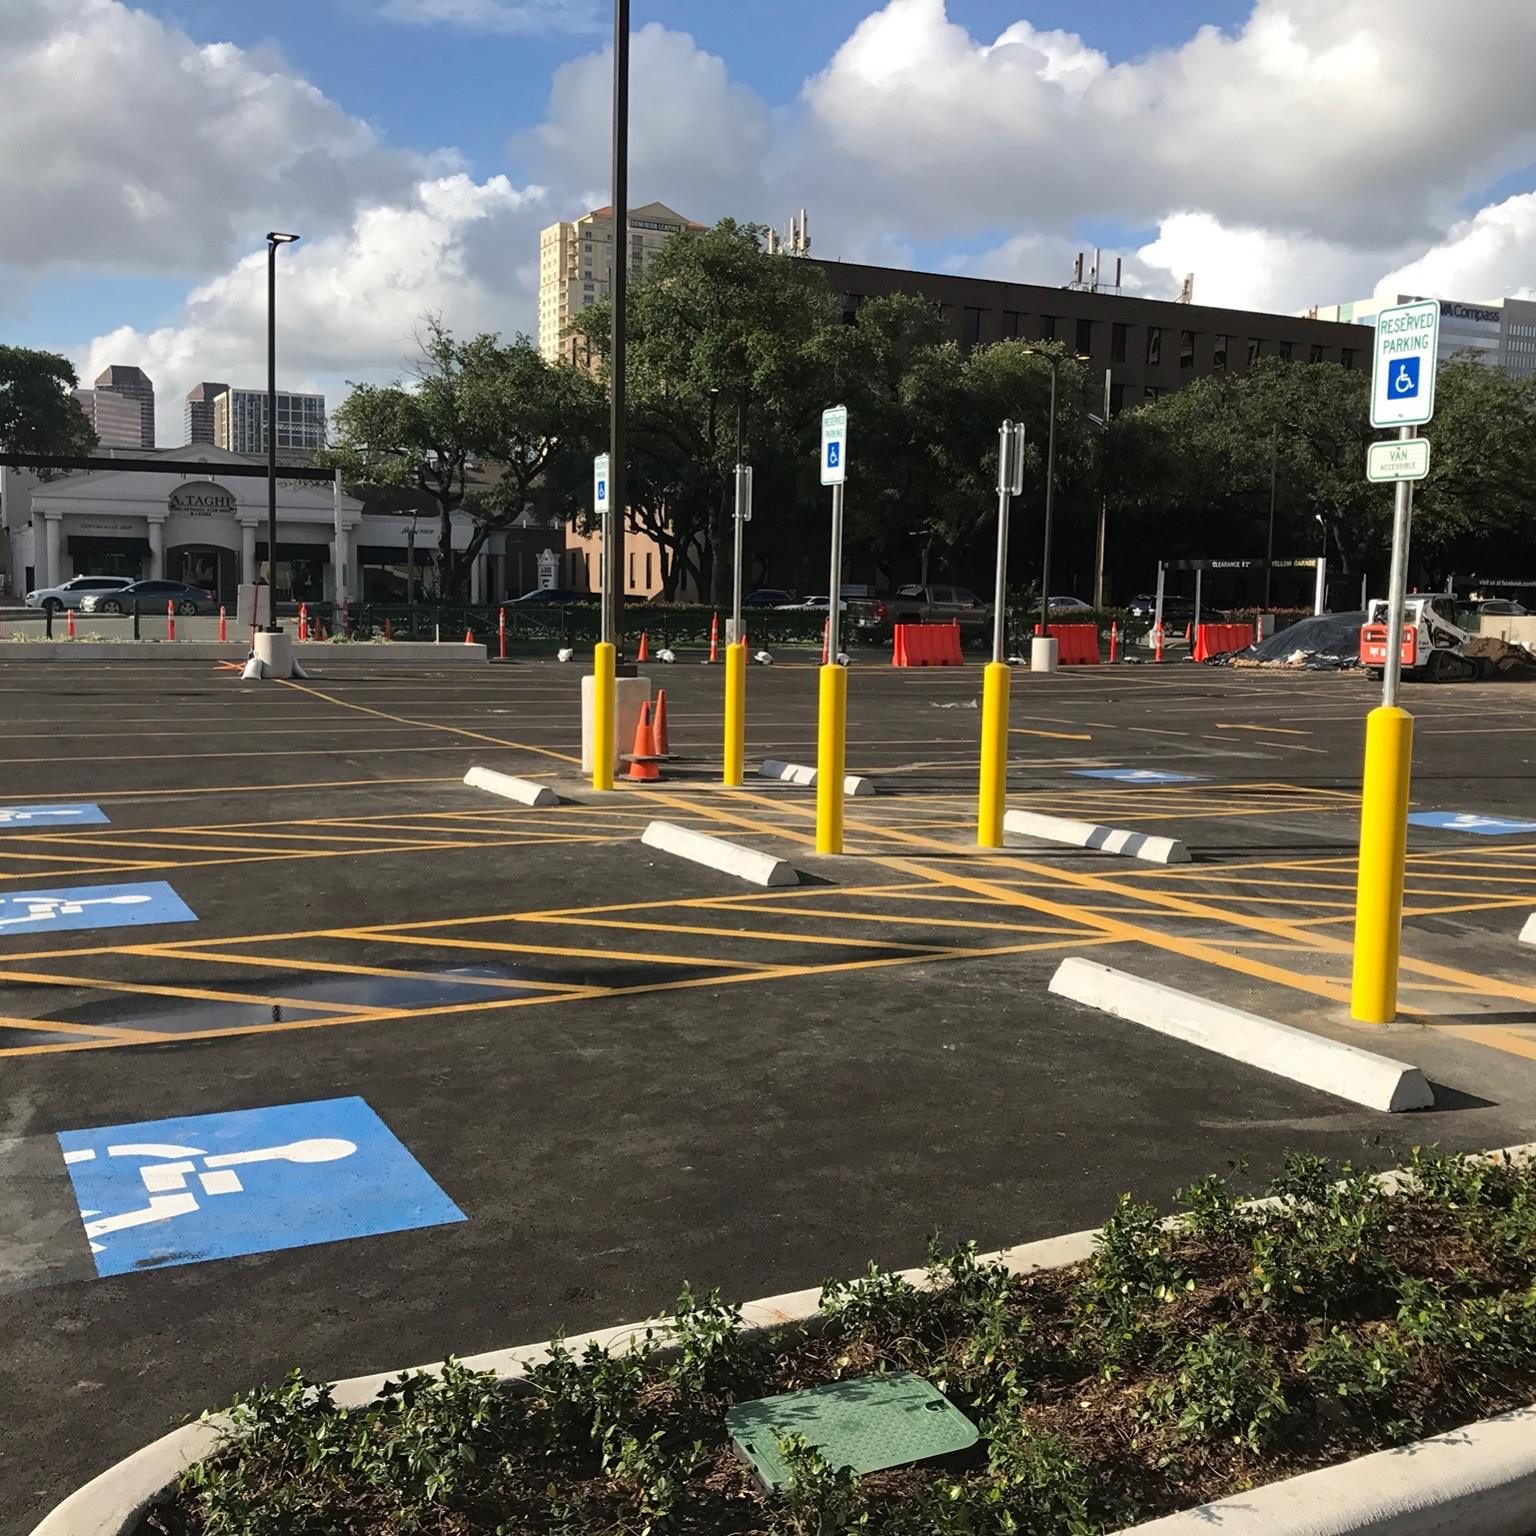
(1047, 623), (1100, 665)
(1192, 623), (1256, 662)
(1359, 623), (1416, 668)
(892, 623), (963, 666)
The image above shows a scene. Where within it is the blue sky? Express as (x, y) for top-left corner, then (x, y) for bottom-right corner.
(6, 0), (1532, 439)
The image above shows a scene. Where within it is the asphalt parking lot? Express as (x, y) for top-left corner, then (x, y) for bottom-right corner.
(7, 648), (1536, 1531)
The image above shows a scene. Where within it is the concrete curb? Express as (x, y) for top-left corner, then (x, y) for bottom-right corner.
(1004, 808), (1189, 863)
(1519, 913), (1536, 946)
(1048, 956), (1436, 1113)
(0, 641), (487, 664)
(758, 759), (876, 797)
(463, 767), (559, 807)
(28, 1145), (1536, 1536)
(641, 820), (798, 887)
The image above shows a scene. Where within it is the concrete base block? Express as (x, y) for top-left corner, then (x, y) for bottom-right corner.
(463, 767), (559, 807)
(580, 674), (652, 775)
(253, 628), (294, 680)
(1004, 808), (1189, 864)
(641, 820), (798, 887)
(1048, 956), (1435, 1113)
(1519, 913), (1536, 947)
(1030, 635), (1059, 673)
(758, 759), (876, 796)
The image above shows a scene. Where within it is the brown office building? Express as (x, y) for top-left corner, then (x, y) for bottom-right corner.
(810, 260), (1374, 412)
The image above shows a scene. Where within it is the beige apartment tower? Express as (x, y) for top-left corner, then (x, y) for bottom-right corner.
(537, 202), (702, 363)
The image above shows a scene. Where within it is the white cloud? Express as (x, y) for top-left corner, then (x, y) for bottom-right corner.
(82, 175), (550, 441)
(1378, 194), (1536, 302)
(378, 0), (601, 36)
(0, 0), (440, 276)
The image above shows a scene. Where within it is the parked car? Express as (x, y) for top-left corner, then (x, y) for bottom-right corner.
(846, 584), (992, 640)
(1125, 593), (1197, 624)
(743, 588), (794, 608)
(1477, 599), (1528, 616)
(775, 595), (848, 613)
(80, 579), (217, 615)
(1047, 595), (1093, 613)
(24, 575), (135, 613)
(511, 587), (594, 605)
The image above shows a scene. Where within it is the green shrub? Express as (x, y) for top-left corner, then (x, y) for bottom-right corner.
(1301, 1325), (1411, 1404)
(1174, 1170), (1253, 1243)
(1141, 1327), (1288, 1450)
(667, 1282), (762, 1400)
(772, 1433), (867, 1535)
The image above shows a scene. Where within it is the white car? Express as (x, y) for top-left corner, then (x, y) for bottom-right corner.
(25, 575), (135, 613)
(774, 595), (848, 612)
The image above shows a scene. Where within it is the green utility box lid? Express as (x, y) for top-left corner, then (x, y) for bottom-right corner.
(724, 1372), (978, 1489)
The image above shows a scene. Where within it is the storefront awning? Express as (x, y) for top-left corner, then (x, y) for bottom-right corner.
(68, 534), (151, 557)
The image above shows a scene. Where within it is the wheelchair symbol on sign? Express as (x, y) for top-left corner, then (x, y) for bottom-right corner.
(1391, 358), (1421, 397)
(0, 893), (148, 930)
(62, 1138), (357, 1254)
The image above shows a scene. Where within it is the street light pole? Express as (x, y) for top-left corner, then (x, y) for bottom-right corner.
(1038, 359), (1058, 635)
(1264, 426), (1278, 610)
(265, 232), (299, 631)
(603, 0), (629, 654)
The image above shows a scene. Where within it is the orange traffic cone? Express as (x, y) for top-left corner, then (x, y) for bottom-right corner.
(299, 602), (309, 642)
(709, 612), (719, 663)
(637, 630), (650, 663)
(1154, 622), (1165, 663)
(66, 608), (76, 640)
(464, 627), (474, 644)
(653, 688), (672, 757)
(625, 702), (662, 782)
(384, 616), (393, 640)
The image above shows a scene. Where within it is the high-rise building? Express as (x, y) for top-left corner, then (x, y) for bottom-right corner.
(537, 202), (704, 363)
(211, 388), (327, 454)
(184, 382), (230, 445)
(70, 387), (146, 448)
(1306, 295), (1536, 381)
(91, 365), (155, 448)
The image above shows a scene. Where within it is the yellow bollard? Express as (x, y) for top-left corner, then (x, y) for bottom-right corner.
(723, 637), (746, 787)
(977, 661), (1011, 847)
(591, 640), (616, 792)
(1350, 705), (1414, 1023)
(816, 662), (847, 854)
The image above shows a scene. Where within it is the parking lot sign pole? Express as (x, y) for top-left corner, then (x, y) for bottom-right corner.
(979, 420), (1024, 847)
(1352, 298), (1438, 1024)
(817, 406), (848, 854)
(592, 453), (615, 792)
(724, 463), (752, 787)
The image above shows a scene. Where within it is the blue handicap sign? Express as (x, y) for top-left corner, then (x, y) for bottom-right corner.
(0, 802), (109, 830)
(1072, 768), (1199, 784)
(1408, 810), (1536, 836)
(0, 881), (195, 938)
(826, 442), (841, 468)
(59, 1097), (465, 1277)
(596, 479), (607, 501)
(1389, 356), (1422, 399)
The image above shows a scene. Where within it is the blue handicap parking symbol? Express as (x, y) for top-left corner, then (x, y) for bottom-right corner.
(596, 478), (606, 501)
(826, 442), (840, 468)
(59, 1097), (465, 1277)
(1408, 811), (1536, 837)
(0, 881), (194, 937)
(0, 802), (109, 830)
(1389, 356), (1422, 399)
(1072, 768), (1199, 784)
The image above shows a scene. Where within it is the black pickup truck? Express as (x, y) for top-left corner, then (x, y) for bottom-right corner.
(846, 584), (993, 642)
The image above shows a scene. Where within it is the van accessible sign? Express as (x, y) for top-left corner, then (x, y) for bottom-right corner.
(1371, 299), (1439, 429)
(1366, 438), (1431, 483)
(168, 481), (237, 517)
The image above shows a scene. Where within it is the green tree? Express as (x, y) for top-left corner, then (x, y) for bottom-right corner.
(0, 346), (96, 456)
(322, 319), (602, 596)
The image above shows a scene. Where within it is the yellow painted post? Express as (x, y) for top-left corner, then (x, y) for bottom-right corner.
(816, 662), (847, 854)
(723, 637), (746, 786)
(1350, 705), (1414, 1022)
(977, 660), (1011, 846)
(591, 640), (616, 792)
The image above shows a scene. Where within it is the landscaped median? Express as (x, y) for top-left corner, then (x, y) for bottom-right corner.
(40, 1146), (1536, 1536)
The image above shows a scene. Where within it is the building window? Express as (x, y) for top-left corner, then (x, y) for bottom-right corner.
(628, 551), (636, 587)
(1002, 311), (1022, 339)
(1109, 382), (1125, 415)
(1278, 341), (1293, 361)
(1248, 338), (1262, 365)
(842, 293), (863, 326)
(1341, 348), (1355, 370)
(1075, 317), (1093, 355)
(1039, 315), (1057, 341)
(1143, 385), (1162, 402)
(1111, 323), (1128, 363)
(1179, 330), (1195, 369)
(1309, 344), (1325, 364)
(645, 552), (653, 589)
(1213, 335), (1229, 370)
(963, 307), (983, 347)
(1146, 327), (1162, 366)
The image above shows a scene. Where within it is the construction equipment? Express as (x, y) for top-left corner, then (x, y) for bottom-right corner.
(1360, 594), (1498, 683)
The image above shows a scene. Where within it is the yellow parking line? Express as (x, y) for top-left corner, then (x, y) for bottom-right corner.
(322, 929), (783, 970)
(1217, 723), (1311, 736)
(0, 968), (363, 1013)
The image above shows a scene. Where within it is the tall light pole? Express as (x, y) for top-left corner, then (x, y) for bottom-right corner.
(265, 231), (299, 631)
(1264, 426), (1278, 610)
(603, 0), (629, 656)
(1020, 346), (1088, 634)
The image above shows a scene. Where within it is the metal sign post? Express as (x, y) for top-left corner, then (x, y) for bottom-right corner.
(1352, 298), (1439, 1023)
(591, 452), (615, 791)
(723, 462), (753, 787)
(817, 406), (849, 854)
(979, 420), (1025, 847)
